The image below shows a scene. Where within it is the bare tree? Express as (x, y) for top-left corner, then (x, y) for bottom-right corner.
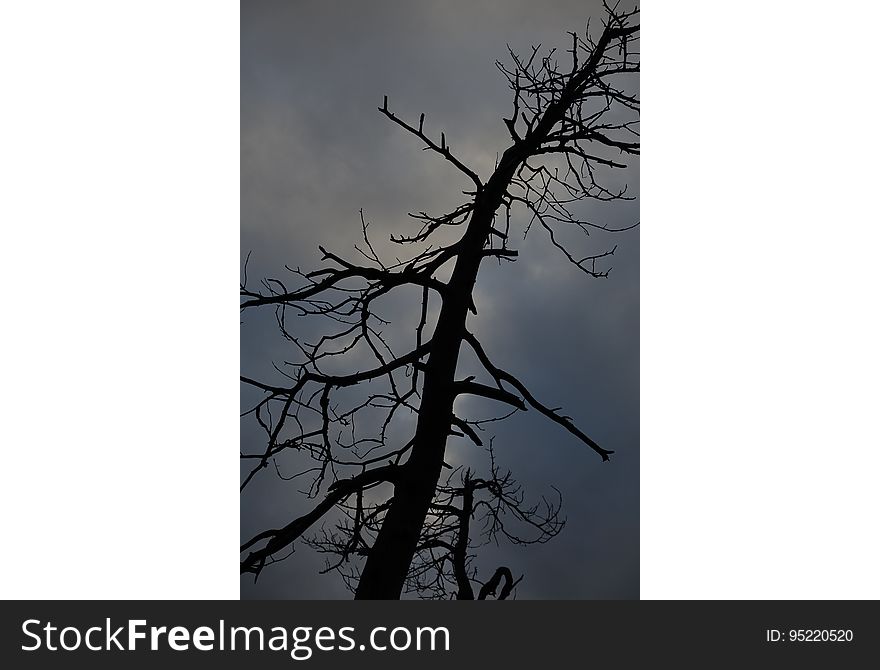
(240, 4), (639, 599)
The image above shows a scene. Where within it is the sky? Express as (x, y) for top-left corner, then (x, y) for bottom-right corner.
(241, 0), (639, 599)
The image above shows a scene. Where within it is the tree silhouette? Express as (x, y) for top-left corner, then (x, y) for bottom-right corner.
(241, 4), (639, 599)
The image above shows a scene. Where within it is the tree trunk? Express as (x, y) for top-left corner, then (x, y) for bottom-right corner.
(354, 157), (523, 599)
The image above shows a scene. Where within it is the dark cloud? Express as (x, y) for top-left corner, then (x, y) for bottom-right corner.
(241, 0), (638, 599)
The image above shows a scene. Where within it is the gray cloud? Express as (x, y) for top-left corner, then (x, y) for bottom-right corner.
(242, 0), (638, 599)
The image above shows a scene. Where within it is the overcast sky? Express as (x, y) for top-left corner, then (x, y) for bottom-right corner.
(241, 0), (639, 599)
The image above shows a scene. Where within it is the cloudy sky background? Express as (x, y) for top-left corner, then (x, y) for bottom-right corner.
(241, 0), (639, 599)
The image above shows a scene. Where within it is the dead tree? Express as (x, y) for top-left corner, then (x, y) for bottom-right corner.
(240, 4), (639, 599)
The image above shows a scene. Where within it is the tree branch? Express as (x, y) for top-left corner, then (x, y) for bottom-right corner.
(379, 97), (482, 189)
(463, 331), (613, 461)
(241, 464), (399, 576)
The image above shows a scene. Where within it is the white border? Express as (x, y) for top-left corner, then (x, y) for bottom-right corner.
(641, 1), (880, 598)
(0, 1), (240, 599)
